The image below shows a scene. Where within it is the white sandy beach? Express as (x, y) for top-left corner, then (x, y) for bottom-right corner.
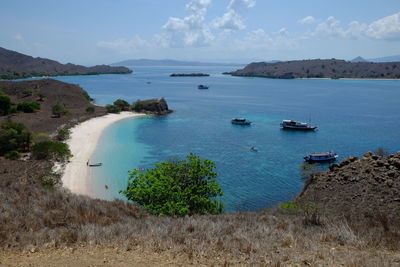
(61, 112), (146, 196)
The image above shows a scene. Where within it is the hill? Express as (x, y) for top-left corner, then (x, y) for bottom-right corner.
(369, 55), (400, 63)
(0, 47), (132, 80)
(111, 58), (242, 67)
(0, 79), (105, 133)
(228, 59), (400, 79)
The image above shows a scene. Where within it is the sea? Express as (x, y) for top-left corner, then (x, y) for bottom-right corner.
(52, 66), (400, 212)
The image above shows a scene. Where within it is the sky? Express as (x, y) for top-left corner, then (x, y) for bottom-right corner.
(1, 0), (399, 65)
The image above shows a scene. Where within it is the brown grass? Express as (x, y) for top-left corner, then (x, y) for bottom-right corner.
(0, 158), (399, 265)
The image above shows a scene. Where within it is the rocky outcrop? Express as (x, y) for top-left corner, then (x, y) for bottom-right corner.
(297, 151), (400, 219)
(228, 59), (400, 79)
(133, 98), (172, 115)
(0, 47), (132, 80)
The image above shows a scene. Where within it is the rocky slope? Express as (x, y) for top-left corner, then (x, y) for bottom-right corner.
(0, 79), (105, 134)
(229, 59), (400, 79)
(134, 98), (172, 115)
(0, 47), (132, 80)
(297, 151), (400, 220)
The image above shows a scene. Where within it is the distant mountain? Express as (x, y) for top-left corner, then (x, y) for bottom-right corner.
(228, 59), (400, 79)
(369, 55), (400, 63)
(111, 59), (243, 67)
(0, 47), (132, 80)
(351, 56), (368, 63)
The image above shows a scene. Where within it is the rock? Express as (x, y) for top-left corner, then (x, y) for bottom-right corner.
(375, 160), (385, 167)
(329, 164), (339, 171)
(386, 179), (394, 187)
(348, 156), (358, 162)
(364, 151), (373, 157)
(372, 155), (379, 160)
(133, 98), (173, 115)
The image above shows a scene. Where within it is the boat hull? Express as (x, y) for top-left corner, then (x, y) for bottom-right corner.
(304, 154), (338, 163)
(281, 125), (317, 131)
(231, 121), (251, 125)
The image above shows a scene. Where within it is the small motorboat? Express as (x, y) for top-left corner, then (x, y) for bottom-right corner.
(280, 120), (317, 131)
(304, 152), (338, 163)
(198, 85), (209, 89)
(250, 146), (258, 152)
(88, 163), (102, 167)
(231, 118), (252, 125)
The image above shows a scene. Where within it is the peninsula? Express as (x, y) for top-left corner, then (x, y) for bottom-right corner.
(0, 47), (132, 80)
(227, 59), (400, 79)
(170, 73), (210, 77)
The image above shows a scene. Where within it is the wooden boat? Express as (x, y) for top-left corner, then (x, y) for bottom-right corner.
(198, 85), (209, 89)
(231, 118), (252, 125)
(280, 120), (317, 131)
(304, 152), (338, 163)
(89, 163), (102, 167)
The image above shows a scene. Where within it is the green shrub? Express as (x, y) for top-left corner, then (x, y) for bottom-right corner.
(40, 167), (61, 189)
(106, 104), (121, 114)
(16, 102), (40, 113)
(132, 100), (144, 112)
(0, 95), (12, 115)
(56, 129), (71, 141)
(82, 90), (93, 102)
(0, 122), (33, 155)
(52, 104), (66, 118)
(113, 99), (130, 111)
(85, 106), (95, 113)
(4, 150), (20, 160)
(121, 153), (224, 216)
(279, 201), (300, 215)
(31, 141), (71, 161)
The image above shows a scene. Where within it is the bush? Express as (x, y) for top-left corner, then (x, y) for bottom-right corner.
(85, 106), (95, 113)
(132, 100), (144, 112)
(121, 153), (224, 216)
(82, 90), (93, 102)
(56, 129), (71, 141)
(4, 150), (20, 160)
(16, 102), (40, 113)
(113, 99), (130, 111)
(106, 104), (121, 114)
(52, 104), (66, 118)
(0, 122), (33, 155)
(31, 141), (71, 161)
(0, 95), (12, 115)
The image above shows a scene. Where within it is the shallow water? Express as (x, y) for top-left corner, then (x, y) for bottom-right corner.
(54, 66), (400, 211)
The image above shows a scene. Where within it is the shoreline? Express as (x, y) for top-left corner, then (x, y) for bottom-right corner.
(61, 112), (146, 196)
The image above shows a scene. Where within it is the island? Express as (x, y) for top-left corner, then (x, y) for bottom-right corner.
(0, 47), (132, 80)
(170, 73), (210, 77)
(226, 59), (400, 79)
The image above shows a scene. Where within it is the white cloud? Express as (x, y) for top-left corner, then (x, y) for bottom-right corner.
(161, 0), (214, 46)
(13, 34), (23, 41)
(298, 16), (316, 24)
(306, 13), (400, 41)
(366, 13), (400, 40)
(235, 28), (299, 51)
(213, 0), (256, 31)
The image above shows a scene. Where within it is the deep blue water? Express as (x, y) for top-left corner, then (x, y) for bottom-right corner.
(53, 66), (400, 211)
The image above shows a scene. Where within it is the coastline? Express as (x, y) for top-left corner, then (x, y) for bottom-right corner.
(61, 112), (146, 196)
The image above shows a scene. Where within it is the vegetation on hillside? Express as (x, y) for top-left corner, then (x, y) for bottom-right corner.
(122, 153), (224, 216)
(0, 122), (33, 156)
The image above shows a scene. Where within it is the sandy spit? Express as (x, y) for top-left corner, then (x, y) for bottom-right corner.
(61, 112), (146, 196)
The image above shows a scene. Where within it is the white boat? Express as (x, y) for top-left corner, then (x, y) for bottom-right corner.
(280, 120), (317, 131)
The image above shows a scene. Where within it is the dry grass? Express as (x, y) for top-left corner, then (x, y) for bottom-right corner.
(0, 158), (399, 265)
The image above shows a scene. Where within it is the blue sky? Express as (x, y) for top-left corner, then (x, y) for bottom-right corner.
(1, 0), (399, 65)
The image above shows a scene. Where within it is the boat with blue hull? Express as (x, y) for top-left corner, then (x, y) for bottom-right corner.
(231, 118), (252, 125)
(198, 85), (209, 89)
(304, 152), (338, 163)
(280, 120), (317, 131)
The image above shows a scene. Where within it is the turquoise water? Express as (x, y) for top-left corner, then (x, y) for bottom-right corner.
(54, 66), (400, 211)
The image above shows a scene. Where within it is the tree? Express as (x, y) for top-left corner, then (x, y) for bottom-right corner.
(105, 104), (121, 114)
(0, 95), (12, 115)
(121, 153), (224, 216)
(113, 99), (130, 111)
(52, 104), (64, 118)
(0, 122), (33, 155)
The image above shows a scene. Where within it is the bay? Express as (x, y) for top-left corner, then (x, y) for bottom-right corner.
(54, 66), (400, 211)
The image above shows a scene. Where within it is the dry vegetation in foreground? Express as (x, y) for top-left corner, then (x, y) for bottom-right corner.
(0, 157), (400, 266)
